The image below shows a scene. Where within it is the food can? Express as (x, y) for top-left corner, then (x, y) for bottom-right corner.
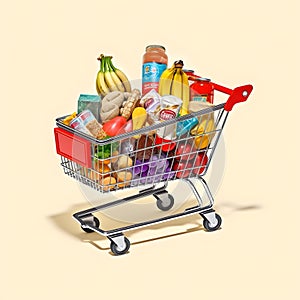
(77, 109), (95, 125)
(70, 110), (106, 139)
(182, 69), (194, 76)
(182, 69), (196, 79)
(69, 117), (91, 135)
(183, 69), (201, 81)
(190, 78), (214, 104)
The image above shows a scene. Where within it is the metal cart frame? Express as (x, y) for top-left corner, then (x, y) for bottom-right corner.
(54, 82), (253, 255)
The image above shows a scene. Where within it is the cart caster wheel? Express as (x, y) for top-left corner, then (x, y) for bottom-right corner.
(81, 216), (100, 233)
(203, 213), (222, 232)
(110, 237), (130, 256)
(156, 194), (175, 211)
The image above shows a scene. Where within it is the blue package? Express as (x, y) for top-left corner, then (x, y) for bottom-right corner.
(176, 117), (199, 136)
(77, 94), (101, 122)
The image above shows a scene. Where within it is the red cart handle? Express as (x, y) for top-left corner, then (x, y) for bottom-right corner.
(187, 74), (253, 111)
(213, 83), (253, 111)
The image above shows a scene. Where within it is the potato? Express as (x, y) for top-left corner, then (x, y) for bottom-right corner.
(114, 155), (133, 170)
(100, 176), (116, 191)
(110, 150), (119, 164)
(88, 170), (102, 182)
(115, 171), (132, 188)
(117, 181), (130, 188)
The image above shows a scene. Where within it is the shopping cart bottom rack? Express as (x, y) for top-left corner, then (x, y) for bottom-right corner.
(54, 83), (253, 255)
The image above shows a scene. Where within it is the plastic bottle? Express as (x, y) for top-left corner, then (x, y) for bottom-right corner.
(142, 45), (168, 95)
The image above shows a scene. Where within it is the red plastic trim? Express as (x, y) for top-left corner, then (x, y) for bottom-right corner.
(224, 85), (253, 111)
(54, 127), (91, 168)
(213, 83), (233, 95)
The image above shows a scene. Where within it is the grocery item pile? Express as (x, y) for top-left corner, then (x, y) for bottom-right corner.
(59, 46), (218, 191)
(54, 45), (253, 256)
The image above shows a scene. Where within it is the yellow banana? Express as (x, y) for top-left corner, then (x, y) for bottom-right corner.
(115, 69), (131, 92)
(109, 57), (132, 92)
(159, 60), (190, 115)
(180, 69), (190, 115)
(171, 68), (183, 98)
(95, 79), (102, 95)
(96, 69), (110, 96)
(96, 55), (110, 96)
(158, 65), (176, 95)
(107, 57), (125, 92)
(103, 57), (118, 92)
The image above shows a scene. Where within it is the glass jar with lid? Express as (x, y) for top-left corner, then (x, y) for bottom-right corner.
(142, 45), (168, 95)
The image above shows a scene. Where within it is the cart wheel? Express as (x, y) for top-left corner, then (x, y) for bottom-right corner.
(81, 216), (100, 233)
(110, 237), (130, 256)
(203, 213), (222, 232)
(156, 194), (175, 211)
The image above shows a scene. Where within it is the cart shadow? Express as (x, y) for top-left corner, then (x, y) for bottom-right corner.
(89, 219), (205, 254)
(49, 202), (206, 252)
(49, 200), (261, 254)
(214, 202), (262, 213)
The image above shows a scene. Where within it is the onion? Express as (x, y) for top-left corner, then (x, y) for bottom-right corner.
(140, 164), (150, 173)
(162, 171), (175, 180)
(149, 155), (158, 167)
(148, 167), (158, 176)
(132, 165), (141, 176)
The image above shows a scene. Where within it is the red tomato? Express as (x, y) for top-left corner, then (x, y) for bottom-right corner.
(116, 119), (132, 135)
(102, 116), (127, 137)
(175, 142), (196, 161)
(192, 153), (208, 175)
(173, 161), (192, 178)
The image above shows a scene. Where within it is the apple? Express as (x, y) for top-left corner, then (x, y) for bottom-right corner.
(192, 153), (208, 175)
(172, 161), (193, 178)
(175, 142), (196, 161)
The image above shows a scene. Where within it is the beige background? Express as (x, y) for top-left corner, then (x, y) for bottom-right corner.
(1, 0), (299, 299)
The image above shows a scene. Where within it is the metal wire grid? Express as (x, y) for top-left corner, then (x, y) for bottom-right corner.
(59, 106), (226, 193)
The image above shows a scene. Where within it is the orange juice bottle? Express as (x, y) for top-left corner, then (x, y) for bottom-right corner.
(142, 45), (168, 95)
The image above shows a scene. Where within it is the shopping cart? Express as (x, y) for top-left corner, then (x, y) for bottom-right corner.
(54, 81), (253, 255)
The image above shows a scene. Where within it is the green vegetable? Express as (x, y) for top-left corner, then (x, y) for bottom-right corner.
(94, 140), (119, 160)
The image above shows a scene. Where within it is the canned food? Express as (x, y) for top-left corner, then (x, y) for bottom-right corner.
(190, 78), (214, 104)
(182, 69), (194, 76)
(77, 110), (95, 125)
(70, 110), (107, 139)
(183, 69), (201, 81)
(69, 117), (91, 135)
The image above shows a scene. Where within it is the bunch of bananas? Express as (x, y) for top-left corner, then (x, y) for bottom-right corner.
(96, 55), (131, 96)
(158, 60), (190, 115)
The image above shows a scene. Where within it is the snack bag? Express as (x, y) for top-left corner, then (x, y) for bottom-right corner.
(154, 95), (182, 151)
(189, 101), (216, 149)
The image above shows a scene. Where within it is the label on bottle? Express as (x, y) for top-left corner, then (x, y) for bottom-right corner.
(192, 95), (208, 102)
(142, 62), (167, 94)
